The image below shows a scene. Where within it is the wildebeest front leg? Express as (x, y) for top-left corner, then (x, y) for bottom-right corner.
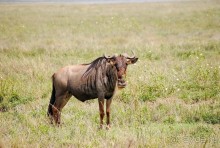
(106, 98), (112, 130)
(98, 98), (105, 129)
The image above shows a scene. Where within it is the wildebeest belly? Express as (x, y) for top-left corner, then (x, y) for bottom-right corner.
(69, 84), (114, 102)
(73, 93), (97, 102)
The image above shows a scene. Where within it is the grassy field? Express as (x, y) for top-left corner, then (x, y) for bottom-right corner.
(0, 1), (220, 147)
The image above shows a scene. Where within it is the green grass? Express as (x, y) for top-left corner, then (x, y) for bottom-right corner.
(0, 1), (220, 147)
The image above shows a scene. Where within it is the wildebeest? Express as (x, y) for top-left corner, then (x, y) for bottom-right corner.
(47, 53), (138, 129)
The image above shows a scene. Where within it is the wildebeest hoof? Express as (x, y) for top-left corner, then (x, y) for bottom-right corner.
(106, 125), (111, 130)
(99, 124), (104, 130)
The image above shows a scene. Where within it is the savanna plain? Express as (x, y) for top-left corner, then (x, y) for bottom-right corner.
(0, 1), (220, 147)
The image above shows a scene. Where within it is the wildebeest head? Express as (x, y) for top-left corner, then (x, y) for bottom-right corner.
(104, 52), (138, 88)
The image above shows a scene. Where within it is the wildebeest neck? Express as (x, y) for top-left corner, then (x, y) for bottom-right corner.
(73, 57), (118, 100)
(82, 56), (126, 89)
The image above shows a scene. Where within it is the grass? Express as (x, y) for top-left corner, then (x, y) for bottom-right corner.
(0, 1), (220, 147)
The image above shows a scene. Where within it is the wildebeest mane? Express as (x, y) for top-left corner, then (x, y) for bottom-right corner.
(82, 56), (107, 78)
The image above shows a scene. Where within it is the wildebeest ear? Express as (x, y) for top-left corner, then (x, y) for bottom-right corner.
(127, 57), (138, 65)
(106, 58), (116, 65)
(104, 54), (116, 65)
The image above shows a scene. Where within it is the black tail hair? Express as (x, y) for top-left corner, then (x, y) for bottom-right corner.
(47, 82), (56, 116)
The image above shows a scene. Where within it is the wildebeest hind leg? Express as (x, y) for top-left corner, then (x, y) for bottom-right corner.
(52, 92), (71, 125)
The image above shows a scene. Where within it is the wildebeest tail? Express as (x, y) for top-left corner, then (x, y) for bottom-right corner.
(47, 82), (56, 116)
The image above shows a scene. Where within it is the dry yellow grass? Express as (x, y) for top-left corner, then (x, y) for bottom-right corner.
(0, 1), (220, 147)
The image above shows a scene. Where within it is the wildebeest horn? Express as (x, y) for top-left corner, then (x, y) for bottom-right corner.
(123, 51), (135, 59)
(104, 53), (115, 59)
